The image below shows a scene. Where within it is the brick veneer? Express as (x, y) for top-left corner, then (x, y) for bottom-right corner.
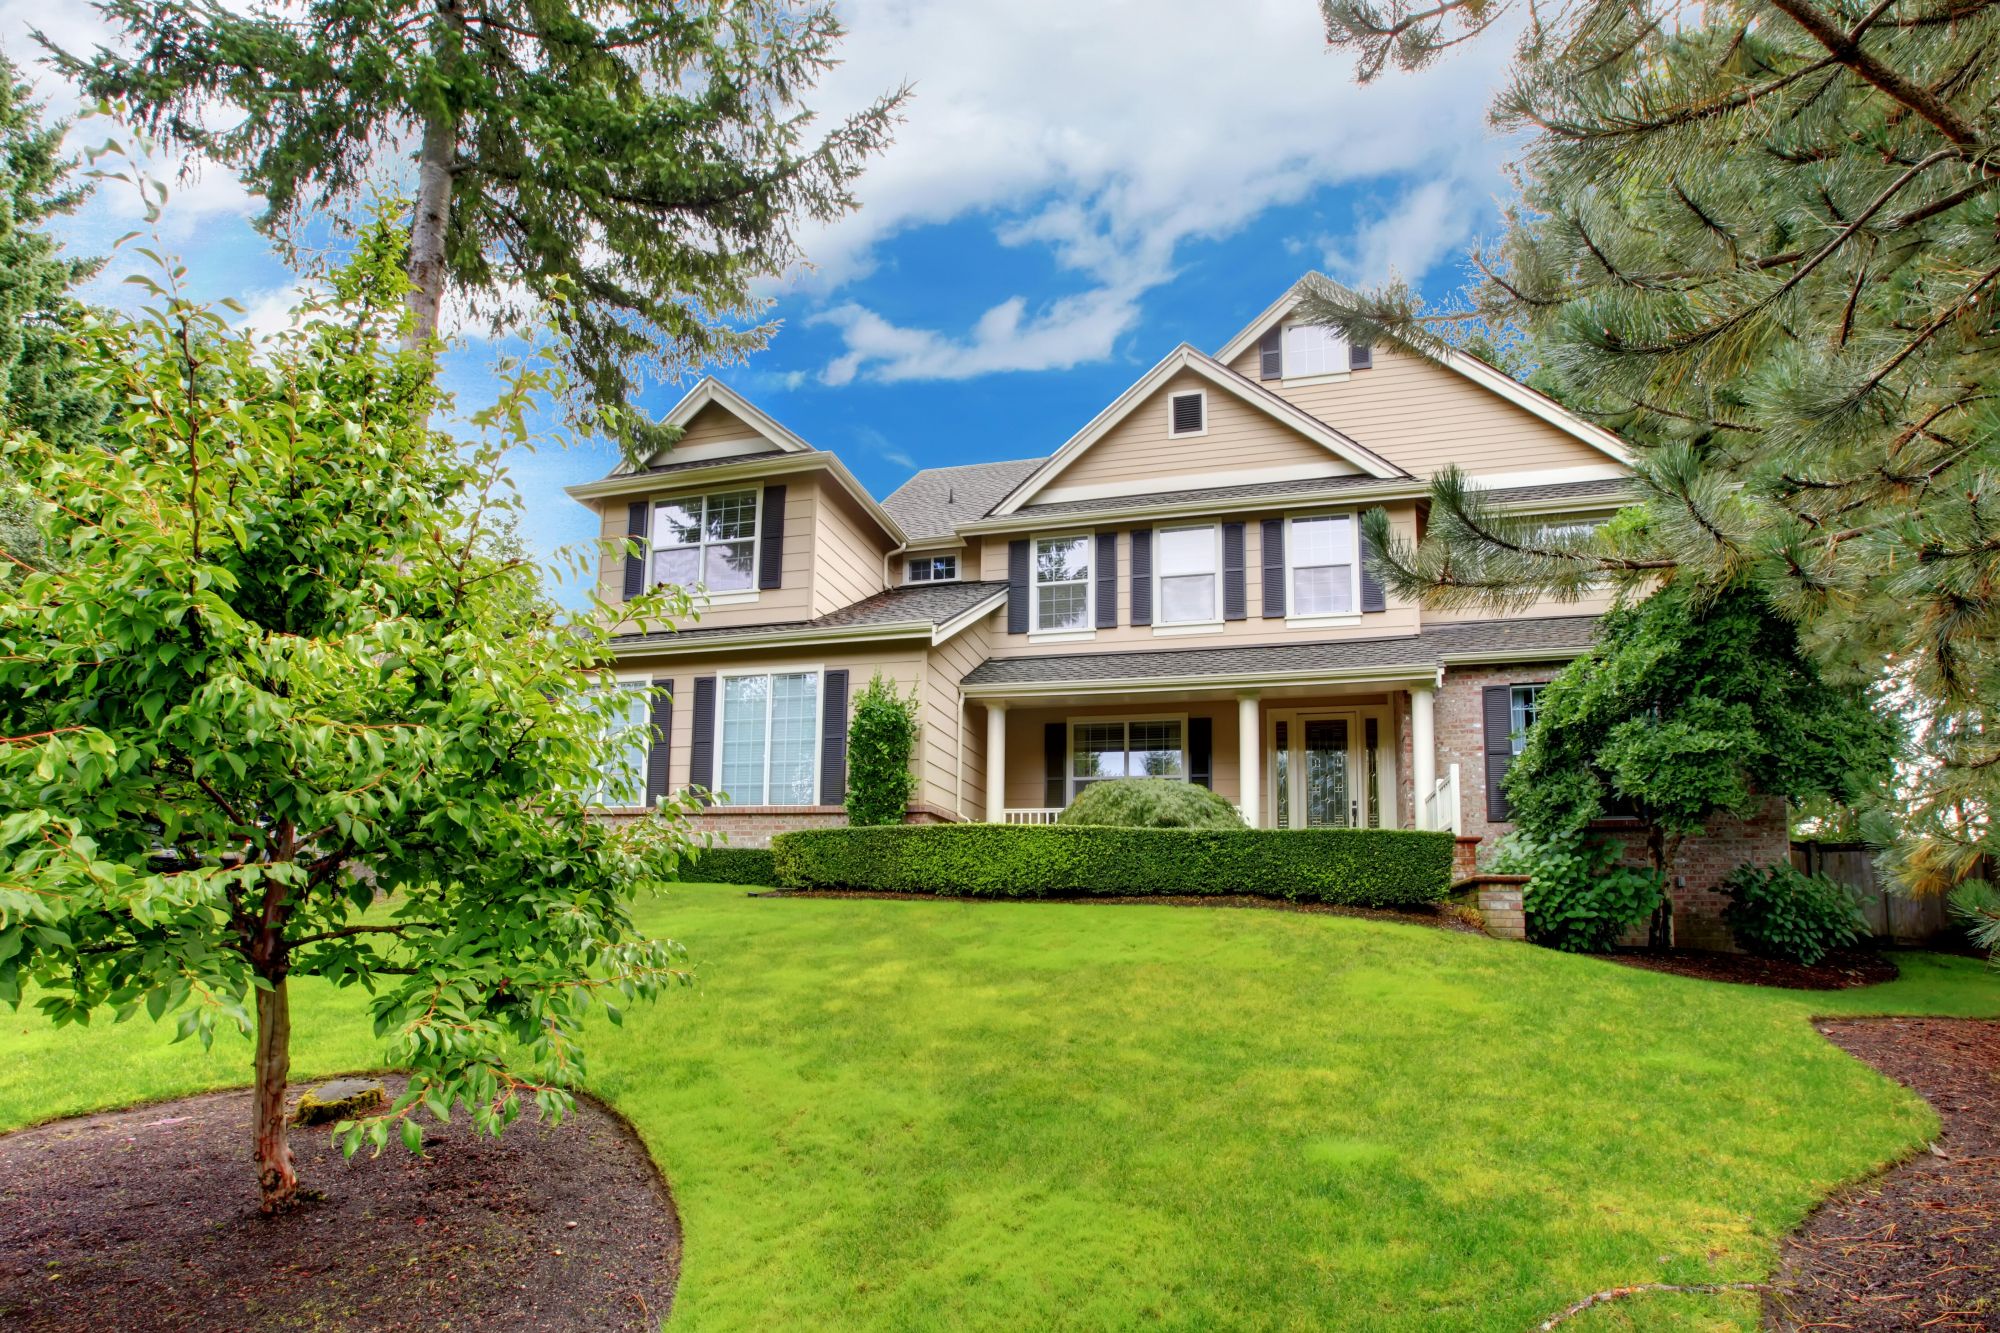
(595, 802), (959, 848)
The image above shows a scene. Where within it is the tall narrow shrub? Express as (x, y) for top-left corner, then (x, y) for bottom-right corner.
(845, 673), (918, 826)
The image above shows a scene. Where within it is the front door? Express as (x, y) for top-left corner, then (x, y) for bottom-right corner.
(1301, 718), (1352, 828)
(1274, 710), (1377, 829)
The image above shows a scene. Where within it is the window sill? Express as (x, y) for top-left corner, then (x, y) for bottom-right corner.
(1152, 622), (1225, 638)
(1281, 371), (1351, 388)
(1028, 628), (1097, 644)
(696, 589), (761, 608)
(1285, 614), (1362, 630)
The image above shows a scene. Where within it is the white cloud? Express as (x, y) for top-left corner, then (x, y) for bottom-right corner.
(1323, 178), (1488, 286)
(786, 0), (1519, 383)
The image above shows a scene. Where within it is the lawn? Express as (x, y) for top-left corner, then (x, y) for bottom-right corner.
(2, 886), (1995, 1332)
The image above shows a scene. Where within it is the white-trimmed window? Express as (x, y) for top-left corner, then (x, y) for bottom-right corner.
(1167, 390), (1206, 438)
(588, 681), (652, 807)
(1282, 323), (1348, 379)
(1509, 684), (1544, 755)
(1287, 513), (1359, 618)
(718, 670), (820, 806)
(1071, 717), (1186, 797)
(906, 554), (958, 583)
(652, 488), (758, 593)
(1155, 524), (1219, 625)
(1032, 534), (1092, 632)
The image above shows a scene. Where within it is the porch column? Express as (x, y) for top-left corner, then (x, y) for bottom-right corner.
(984, 702), (1008, 823)
(1237, 692), (1261, 827)
(1410, 684), (1436, 829)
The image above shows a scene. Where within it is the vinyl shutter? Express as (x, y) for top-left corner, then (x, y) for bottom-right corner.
(645, 678), (674, 806)
(1189, 717), (1213, 789)
(820, 669), (849, 806)
(1007, 539), (1030, 634)
(1044, 722), (1066, 807)
(1129, 529), (1153, 626)
(1360, 528), (1386, 613)
(1095, 532), (1118, 629)
(757, 485), (786, 590)
(1221, 522), (1247, 621)
(1483, 685), (1514, 823)
(1260, 519), (1285, 618)
(622, 500), (649, 600)
(1259, 328), (1283, 379)
(689, 675), (718, 806)
(1349, 343), (1373, 370)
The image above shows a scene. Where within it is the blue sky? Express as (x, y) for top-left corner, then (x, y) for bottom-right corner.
(9, 0), (1520, 600)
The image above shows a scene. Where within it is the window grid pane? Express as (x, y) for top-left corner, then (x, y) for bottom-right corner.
(719, 675), (768, 805)
(767, 672), (818, 806)
(653, 490), (760, 593)
(1510, 685), (1542, 755)
(1282, 324), (1345, 378)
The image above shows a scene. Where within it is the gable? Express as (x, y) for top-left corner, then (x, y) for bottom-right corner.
(653, 402), (787, 465)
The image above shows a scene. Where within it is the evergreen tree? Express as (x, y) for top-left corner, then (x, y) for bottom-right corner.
(1308, 0), (2000, 893)
(45, 0), (905, 451)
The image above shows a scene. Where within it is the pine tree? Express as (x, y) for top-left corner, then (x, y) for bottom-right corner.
(45, 1), (905, 452)
(1308, 0), (2000, 893)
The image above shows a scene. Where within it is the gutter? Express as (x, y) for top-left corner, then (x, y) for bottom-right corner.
(955, 478), (1431, 534)
(960, 662), (1441, 700)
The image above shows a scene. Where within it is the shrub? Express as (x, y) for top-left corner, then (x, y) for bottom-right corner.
(1518, 833), (1664, 952)
(1725, 863), (1868, 964)
(846, 672), (919, 826)
(770, 824), (1454, 907)
(1058, 778), (1246, 830)
(685, 847), (777, 886)
(1479, 832), (1541, 876)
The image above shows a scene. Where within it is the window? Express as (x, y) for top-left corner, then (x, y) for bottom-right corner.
(652, 488), (758, 594)
(1032, 534), (1092, 632)
(1155, 524), (1218, 624)
(1287, 514), (1358, 618)
(1168, 391), (1206, 437)
(1509, 684), (1543, 755)
(718, 671), (820, 806)
(906, 554), (957, 583)
(1281, 323), (1348, 378)
(1071, 718), (1185, 797)
(588, 682), (652, 807)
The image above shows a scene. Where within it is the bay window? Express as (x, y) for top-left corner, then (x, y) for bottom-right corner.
(652, 488), (758, 593)
(1071, 718), (1185, 797)
(1288, 514), (1358, 618)
(1155, 524), (1219, 625)
(588, 682), (652, 807)
(1033, 534), (1092, 632)
(718, 671), (820, 806)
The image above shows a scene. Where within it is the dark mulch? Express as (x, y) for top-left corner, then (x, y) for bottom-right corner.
(1769, 1019), (2000, 1331)
(754, 887), (1488, 932)
(1604, 947), (1900, 990)
(0, 1075), (680, 1332)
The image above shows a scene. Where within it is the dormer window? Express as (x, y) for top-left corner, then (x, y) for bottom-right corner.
(1167, 391), (1206, 438)
(1281, 323), (1348, 379)
(906, 554), (957, 583)
(653, 488), (758, 592)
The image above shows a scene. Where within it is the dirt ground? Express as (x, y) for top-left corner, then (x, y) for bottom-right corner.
(1606, 946), (1901, 990)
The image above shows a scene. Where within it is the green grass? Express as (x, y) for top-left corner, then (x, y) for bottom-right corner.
(2, 887), (1994, 1331)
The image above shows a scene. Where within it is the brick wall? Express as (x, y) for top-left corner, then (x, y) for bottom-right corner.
(595, 802), (960, 848)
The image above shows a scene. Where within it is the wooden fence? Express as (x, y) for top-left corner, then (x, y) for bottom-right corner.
(1790, 841), (1953, 944)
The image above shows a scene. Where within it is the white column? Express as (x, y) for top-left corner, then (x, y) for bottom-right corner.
(984, 701), (1008, 823)
(1410, 684), (1436, 829)
(1237, 693), (1261, 828)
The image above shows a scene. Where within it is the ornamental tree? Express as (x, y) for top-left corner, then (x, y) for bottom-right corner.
(0, 227), (697, 1213)
(844, 672), (917, 827)
(1307, 0), (2000, 892)
(1507, 585), (1897, 945)
(46, 0), (906, 450)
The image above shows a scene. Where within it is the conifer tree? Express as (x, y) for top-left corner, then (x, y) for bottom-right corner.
(1309, 0), (2000, 893)
(46, 0), (904, 451)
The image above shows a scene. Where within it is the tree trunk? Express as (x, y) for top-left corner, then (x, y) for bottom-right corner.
(1646, 825), (1674, 953)
(405, 105), (457, 350)
(253, 974), (298, 1214)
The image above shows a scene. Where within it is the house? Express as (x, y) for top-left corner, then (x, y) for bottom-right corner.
(565, 276), (1785, 945)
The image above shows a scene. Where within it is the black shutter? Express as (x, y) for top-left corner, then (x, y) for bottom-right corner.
(645, 677), (674, 807)
(820, 669), (849, 806)
(1483, 685), (1514, 823)
(1221, 522), (1246, 621)
(1044, 722), (1066, 807)
(622, 500), (649, 600)
(1129, 530), (1153, 626)
(689, 675), (718, 805)
(1189, 717), (1213, 789)
(1360, 526), (1386, 613)
(757, 485), (786, 590)
(1260, 519), (1285, 619)
(1350, 343), (1373, 370)
(1095, 532), (1118, 629)
(1259, 328), (1283, 380)
(1007, 539), (1030, 634)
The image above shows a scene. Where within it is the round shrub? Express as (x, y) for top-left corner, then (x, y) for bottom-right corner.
(1058, 778), (1246, 830)
(1724, 863), (1868, 964)
(1518, 833), (1663, 953)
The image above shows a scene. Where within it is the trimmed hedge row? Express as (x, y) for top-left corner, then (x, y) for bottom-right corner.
(770, 824), (1454, 906)
(683, 846), (777, 886)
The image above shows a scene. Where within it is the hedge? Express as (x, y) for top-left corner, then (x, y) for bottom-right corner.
(682, 846), (777, 886)
(769, 824), (1454, 907)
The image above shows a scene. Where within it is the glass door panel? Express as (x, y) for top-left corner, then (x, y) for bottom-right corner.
(1302, 719), (1351, 828)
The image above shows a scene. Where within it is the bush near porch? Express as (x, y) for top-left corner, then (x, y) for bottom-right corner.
(771, 824), (1454, 906)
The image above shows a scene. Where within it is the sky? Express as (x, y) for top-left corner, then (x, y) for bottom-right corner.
(3, 0), (1521, 601)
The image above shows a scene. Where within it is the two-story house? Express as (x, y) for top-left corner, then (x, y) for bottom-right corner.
(565, 277), (1787, 943)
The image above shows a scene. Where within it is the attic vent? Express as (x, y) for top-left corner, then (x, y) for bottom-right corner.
(1169, 391), (1206, 437)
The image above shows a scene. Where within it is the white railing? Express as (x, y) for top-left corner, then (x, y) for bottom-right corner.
(1002, 807), (1064, 825)
(1421, 763), (1461, 834)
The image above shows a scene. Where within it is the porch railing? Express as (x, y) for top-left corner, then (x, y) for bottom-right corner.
(1002, 807), (1064, 825)
(1420, 763), (1461, 835)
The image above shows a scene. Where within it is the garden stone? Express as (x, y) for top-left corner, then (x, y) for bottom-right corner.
(292, 1078), (387, 1126)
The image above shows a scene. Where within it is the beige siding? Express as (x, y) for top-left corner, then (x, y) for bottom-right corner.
(920, 614), (1000, 818)
(594, 479), (816, 634)
(810, 476), (894, 616)
(1029, 368), (1357, 503)
(975, 502), (1423, 656)
(1225, 343), (1616, 480)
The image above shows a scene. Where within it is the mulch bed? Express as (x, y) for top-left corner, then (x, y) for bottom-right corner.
(1768, 1018), (2000, 1330)
(754, 887), (1488, 933)
(0, 1075), (680, 1332)
(1603, 947), (1900, 990)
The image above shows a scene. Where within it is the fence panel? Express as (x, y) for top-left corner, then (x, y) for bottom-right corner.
(1791, 841), (1950, 943)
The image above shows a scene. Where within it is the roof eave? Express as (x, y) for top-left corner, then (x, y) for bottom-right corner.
(962, 662), (1441, 699)
(956, 479), (1429, 533)
(609, 620), (938, 656)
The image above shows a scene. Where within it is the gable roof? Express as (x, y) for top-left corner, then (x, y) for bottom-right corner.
(882, 457), (1046, 543)
(1214, 276), (1632, 467)
(985, 343), (1408, 519)
(610, 580), (1008, 654)
(611, 377), (815, 477)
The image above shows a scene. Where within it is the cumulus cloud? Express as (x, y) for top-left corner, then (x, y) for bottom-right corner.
(1324, 177), (1491, 286)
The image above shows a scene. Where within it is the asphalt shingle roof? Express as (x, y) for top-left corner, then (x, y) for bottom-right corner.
(959, 615), (1599, 688)
(612, 580), (1008, 649)
(618, 446), (795, 478)
(1008, 472), (1399, 521)
(1481, 477), (1631, 506)
(880, 457), (1046, 542)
